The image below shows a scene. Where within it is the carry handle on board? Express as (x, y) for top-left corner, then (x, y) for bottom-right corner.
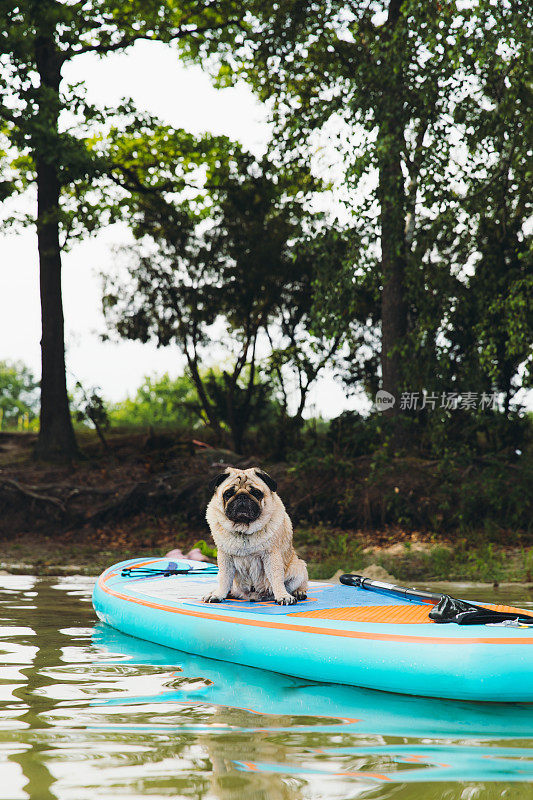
(121, 561), (218, 578)
(339, 573), (533, 626)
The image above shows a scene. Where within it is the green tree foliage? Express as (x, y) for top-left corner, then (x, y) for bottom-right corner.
(109, 370), (281, 452)
(0, 361), (39, 429)
(2, 0), (530, 467)
(0, 0), (245, 460)
(110, 373), (200, 429)
(445, 8), (533, 411)
(214, 0), (532, 415)
(102, 131), (346, 452)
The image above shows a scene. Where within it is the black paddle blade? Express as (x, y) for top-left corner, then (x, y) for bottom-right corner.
(429, 595), (533, 625)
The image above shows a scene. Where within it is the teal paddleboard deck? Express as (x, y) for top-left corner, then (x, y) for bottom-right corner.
(92, 557), (533, 702)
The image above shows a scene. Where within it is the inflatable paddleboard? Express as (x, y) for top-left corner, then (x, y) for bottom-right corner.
(92, 556), (533, 702)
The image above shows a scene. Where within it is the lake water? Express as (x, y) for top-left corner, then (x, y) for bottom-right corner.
(1, 575), (533, 800)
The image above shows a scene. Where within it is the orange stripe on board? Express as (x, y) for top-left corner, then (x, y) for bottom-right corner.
(97, 568), (533, 645)
(289, 602), (531, 624)
(290, 604), (434, 624)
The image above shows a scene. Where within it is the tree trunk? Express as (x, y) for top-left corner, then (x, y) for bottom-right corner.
(377, 1), (408, 413)
(378, 129), (408, 412)
(33, 17), (78, 460)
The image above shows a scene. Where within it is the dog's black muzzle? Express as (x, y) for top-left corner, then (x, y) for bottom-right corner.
(225, 492), (260, 524)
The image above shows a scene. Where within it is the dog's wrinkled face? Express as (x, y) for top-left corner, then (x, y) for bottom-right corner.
(208, 467), (278, 534)
(223, 480), (262, 524)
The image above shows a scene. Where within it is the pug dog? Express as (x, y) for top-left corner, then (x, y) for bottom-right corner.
(203, 467), (308, 605)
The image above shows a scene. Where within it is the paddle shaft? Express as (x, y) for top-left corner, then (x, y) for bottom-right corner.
(339, 574), (442, 604)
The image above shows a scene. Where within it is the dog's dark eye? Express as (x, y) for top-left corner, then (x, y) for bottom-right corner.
(249, 488), (264, 501)
(223, 487), (236, 503)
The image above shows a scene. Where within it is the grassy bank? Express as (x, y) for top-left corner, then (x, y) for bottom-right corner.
(2, 525), (533, 584)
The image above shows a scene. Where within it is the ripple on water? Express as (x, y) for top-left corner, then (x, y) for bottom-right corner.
(0, 575), (531, 800)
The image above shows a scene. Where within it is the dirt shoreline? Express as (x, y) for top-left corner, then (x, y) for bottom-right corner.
(1, 538), (532, 586)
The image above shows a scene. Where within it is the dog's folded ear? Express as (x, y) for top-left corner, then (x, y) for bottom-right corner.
(255, 470), (277, 493)
(208, 472), (229, 494)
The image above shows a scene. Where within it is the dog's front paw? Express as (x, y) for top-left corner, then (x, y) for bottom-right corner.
(293, 590), (307, 601)
(276, 592), (297, 605)
(202, 591), (227, 603)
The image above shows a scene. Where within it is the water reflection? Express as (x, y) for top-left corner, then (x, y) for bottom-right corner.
(0, 575), (532, 800)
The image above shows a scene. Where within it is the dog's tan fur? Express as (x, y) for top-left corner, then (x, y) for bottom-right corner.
(203, 467), (308, 605)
